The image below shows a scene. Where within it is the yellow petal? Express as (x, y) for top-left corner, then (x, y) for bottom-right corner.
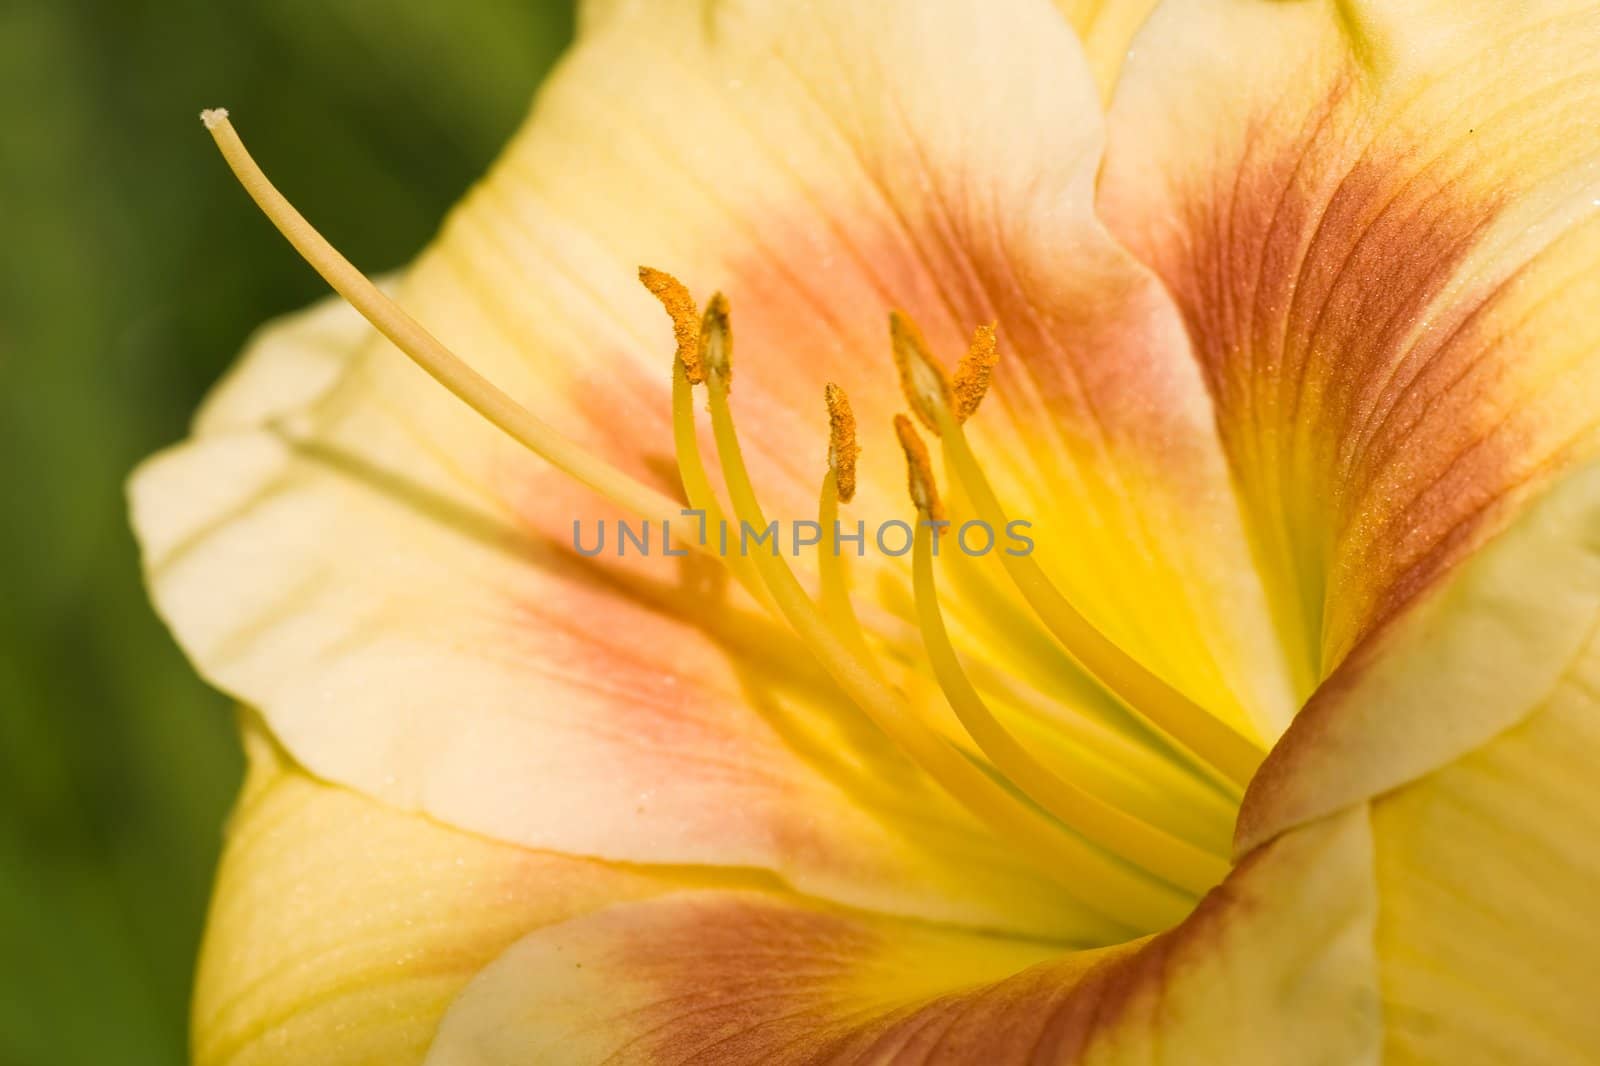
(1100, 0), (1600, 690)
(1228, 461), (1600, 1059)
(421, 809), (1380, 1064)
(194, 716), (674, 1066)
(1239, 459), (1600, 853)
(1372, 688), (1600, 1064)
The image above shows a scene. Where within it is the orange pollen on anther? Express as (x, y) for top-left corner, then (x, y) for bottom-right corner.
(894, 413), (945, 523)
(639, 266), (704, 384)
(953, 322), (998, 422)
(824, 383), (859, 503)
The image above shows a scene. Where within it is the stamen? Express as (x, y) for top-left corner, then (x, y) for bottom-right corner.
(670, 358), (769, 601)
(200, 111), (693, 539)
(934, 645), (1238, 851)
(817, 386), (873, 667)
(889, 312), (953, 434)
(910, 518), (1228, 893)
(934, 406), (1260, 781)
(824, 383), (858, 504)
(892, 414), (945, 524)
(952, 322), (998, 422)
(937, 410), (1264, 788)
(701, 313), (1191, 930)
(639, 266), (704, 384)
(644, 275), (770, 603)
(881, 310), (1265, 788)
(913, 536), (1239, 835)
(816, 468), (879, 676)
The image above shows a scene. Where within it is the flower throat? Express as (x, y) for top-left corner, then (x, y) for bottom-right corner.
(200, 108), (1265, 942)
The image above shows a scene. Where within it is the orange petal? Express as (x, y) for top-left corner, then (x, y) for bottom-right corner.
(422, 809), (1380, 1064)
(456, 0), (1293, 735)
(1100, 0), (1600, 689)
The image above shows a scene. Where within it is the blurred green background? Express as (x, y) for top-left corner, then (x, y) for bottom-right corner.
(0, 3), (573, 1061)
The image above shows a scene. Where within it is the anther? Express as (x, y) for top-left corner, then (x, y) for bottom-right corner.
(700, 293), (733, 390)
(639, 266), (703, 384)
(894, 414), (945, 523)
(824, 383), (859, 504)
(953, 322), (998, 422)
(890, 312), (953, 434)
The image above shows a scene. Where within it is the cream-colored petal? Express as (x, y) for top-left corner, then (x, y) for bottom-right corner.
(133, 296), (1113, 942)
(1101, 0), (1600, 691)
(132, 0), (1296, 943)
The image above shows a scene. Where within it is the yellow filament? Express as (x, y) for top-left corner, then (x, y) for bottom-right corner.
(911, 519), (1229, 893)
(200, 109), (694, 541)
(930, 541), (1242, 803)
(913, 542), (1239, 845)
(816, 385), (872, 663)
(936, 409), (1265, 788)
(669, 358), (766, 601)
(816, 469), (879, 675)
(925, 562), (1245, 858)
(651, 281), (765, 600)
(877, 305), (1263, 786)
(702, 372), (1191, 931)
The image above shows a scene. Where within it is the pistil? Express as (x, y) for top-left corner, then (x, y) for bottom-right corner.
(200, 110), (694, 545)
(816, 387), (876, 672)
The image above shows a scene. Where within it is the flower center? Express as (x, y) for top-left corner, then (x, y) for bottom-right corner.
(202, 109), (1266, 939)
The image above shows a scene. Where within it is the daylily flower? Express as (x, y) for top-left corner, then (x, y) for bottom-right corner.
(130, 0), (1600, 1063)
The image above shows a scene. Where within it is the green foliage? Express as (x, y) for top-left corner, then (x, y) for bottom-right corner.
(0, 3), (573, 1061)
